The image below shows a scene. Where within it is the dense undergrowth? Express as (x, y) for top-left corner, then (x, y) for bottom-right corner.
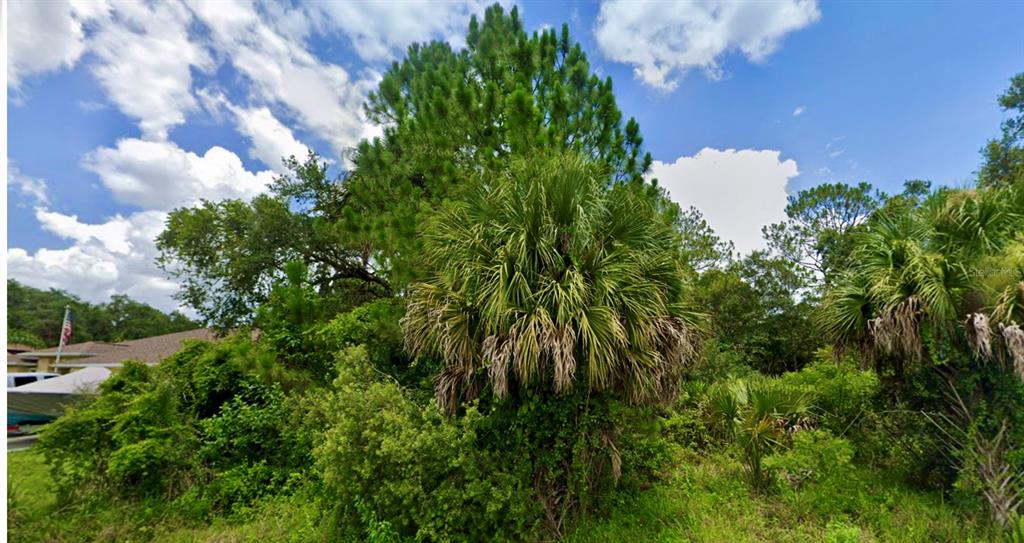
(6, 339), (1012, 542)
(8, 445), (1000, 542)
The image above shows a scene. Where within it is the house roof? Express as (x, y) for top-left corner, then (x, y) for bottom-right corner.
(21, 341), (127, 359)
(55, 329), (218, 367)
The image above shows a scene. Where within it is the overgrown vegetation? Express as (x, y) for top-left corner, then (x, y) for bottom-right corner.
(12, 5), (1024, 542)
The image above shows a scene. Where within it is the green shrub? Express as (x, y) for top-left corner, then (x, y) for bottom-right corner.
(705, 377), (810, 490)
(763, 430), (854, 490)
(39, 337), (314, 514)
(319, 298), (433, 388)
(315, 345), (534, 541)
(778, 349), (879, 436)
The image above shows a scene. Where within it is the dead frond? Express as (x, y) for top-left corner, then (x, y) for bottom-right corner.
(966, 312), (995, 360)
(868, 297), (923, 359)
(999, 323), (1024, 382)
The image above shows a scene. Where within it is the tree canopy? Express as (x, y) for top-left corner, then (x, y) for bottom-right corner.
(157, 5), (657, 329)
(6, 279), (196, 346)
(403, 153), (702, 414)
(980, 72), (1024, 188)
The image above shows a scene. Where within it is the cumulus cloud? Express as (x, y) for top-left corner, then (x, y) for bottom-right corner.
(229, 105), (311, 173)
(651, 148), (799, 254)
(8, 211), (183, 312)
(82, 138), (275, 211)
(35, 209), (132, 254)
(87, 1), (212, 140)
(188, 0), (376, 156)
(7, 0), (97, 87)
(8, 166), (50, 206)
(792, 105), (806, 116)
(595, 0), (820, 91)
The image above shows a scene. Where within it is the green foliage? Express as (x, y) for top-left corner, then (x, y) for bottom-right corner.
(705, 377), (810, 490)
(6, 328), (46, 348)
(319, 298), (428, 387)
(763, 181), (880, 287)
(404, 152), (703, 414)
(314, 346), (536, 541)
(696, 253), (820, 374)
(38, 337), (309, 515)
(157, 162), (392, 329)
(347, 5), (655, 285)
(6, 279), (196, 346)
(763, 430), (854, 490)
(777, 349), (879, 435)
(676, 206), (735, 272)
(980, 72), (1024, 188)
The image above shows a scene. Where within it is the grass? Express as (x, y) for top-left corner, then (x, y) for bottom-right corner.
(566, 449), (999, 543)
(8, 448), (1001, 542)
(7, 449), (323, 543)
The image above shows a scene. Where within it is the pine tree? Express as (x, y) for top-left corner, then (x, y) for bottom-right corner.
(344, 4), (652, 285)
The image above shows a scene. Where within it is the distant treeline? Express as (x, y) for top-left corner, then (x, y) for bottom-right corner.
(7, 279), (197, 347)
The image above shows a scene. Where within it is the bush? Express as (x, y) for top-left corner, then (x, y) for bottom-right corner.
(39, 337), (314, 515)
(315, 346), (534, 541)
(778, 348), (879, 436)
(704, 377), (810, 490)
(763, 430), (854, 490)
(319, 298), (432, 388)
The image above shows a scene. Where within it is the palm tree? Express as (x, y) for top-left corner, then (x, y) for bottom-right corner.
(402, 153), (703, 414)
(818, 183), (1024, 525)
(818, 187), (1021, 376)
(705, 378), (808, 490)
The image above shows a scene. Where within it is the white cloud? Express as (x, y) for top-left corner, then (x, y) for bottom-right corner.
(826, 136), (846, 158)
(8, 211), (183, 312)
(7, 0), (96, 87)
(595, 0), (820, 91)
(227, 105), (311, 174)
(35, 209), (132, 254)
(82, 138), (275, 211)
(311, 1), (491, 61)
(8, 166), (50, 206)
(88, 1), (212, 140)
(651, 148), (799, 254)
(189, 0), (375, 157)
(792, 105), (805, 116)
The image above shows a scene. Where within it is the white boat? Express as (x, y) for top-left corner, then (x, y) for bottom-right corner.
(7, 367), (111, 419)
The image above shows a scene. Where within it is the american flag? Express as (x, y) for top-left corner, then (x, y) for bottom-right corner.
(60, 309), (73, 347)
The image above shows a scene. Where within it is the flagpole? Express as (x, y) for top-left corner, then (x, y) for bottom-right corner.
(54, 305), (70, 369)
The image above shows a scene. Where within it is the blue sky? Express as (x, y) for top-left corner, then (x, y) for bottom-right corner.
(6, 0), (1023, 312)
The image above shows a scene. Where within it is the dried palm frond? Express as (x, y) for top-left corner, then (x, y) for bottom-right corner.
(868, 296), (923, 360)
(1000, 323), (1024, 382)
(924, 379), (1024, 528)
(966, 312), (995, 360)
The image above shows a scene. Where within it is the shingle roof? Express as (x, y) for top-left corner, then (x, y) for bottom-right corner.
(21, 341), (125, 359)
(59, 329), (218, 366)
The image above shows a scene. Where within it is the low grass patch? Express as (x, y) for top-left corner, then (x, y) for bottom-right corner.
(566, 450), (999, 543)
